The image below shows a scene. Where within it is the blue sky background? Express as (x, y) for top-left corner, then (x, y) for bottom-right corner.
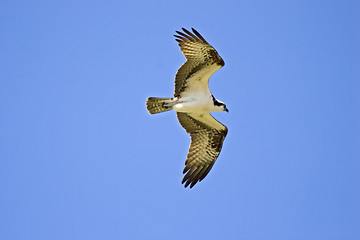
(1, 0), (359, 239)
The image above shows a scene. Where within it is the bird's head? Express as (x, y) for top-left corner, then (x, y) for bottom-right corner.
(212, 97), (229, 113)
(220, 102), (229, 112)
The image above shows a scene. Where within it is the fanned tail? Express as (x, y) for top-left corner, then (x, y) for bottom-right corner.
(146, 97), (174, 114)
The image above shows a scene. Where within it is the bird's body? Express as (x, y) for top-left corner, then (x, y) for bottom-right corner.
(146, 28), (228, 188)
(172, 95), (219, 113)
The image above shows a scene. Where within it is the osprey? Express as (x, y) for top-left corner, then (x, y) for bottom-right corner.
(146, 28), (228, 188)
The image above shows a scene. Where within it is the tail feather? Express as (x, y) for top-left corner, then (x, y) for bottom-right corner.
(146, 97), (174, 114)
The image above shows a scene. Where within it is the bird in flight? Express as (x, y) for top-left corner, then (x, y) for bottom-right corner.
(146, 28), (228, 188)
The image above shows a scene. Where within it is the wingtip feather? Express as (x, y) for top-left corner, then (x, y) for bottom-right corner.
(191, 28), (208, 43)
(182, 28), (199, 41)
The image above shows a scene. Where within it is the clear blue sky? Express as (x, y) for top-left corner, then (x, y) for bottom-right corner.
(1, 0), (359, 239)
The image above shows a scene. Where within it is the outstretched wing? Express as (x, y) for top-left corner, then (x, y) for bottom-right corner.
(176, 112), (228, 188)
(173, 28), (225, 98)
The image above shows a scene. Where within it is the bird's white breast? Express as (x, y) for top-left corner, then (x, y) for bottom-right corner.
(173, 93), (216, 113)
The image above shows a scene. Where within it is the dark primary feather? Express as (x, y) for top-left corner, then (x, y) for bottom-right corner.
(173, 28), (225, 98)
(177, 112), (228, 188)
(191, 28), (209, 43)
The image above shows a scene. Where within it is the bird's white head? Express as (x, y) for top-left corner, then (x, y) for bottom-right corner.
(212, 96), (229, 112)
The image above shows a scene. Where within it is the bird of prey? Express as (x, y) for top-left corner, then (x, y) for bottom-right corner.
(146, 28), (228, 188)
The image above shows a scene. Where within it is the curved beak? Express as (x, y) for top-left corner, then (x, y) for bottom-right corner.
(224, 107), (229, 113)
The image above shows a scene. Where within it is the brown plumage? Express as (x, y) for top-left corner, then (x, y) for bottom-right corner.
(173, 28), (225, 98)
(177, 112), (228, 188)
